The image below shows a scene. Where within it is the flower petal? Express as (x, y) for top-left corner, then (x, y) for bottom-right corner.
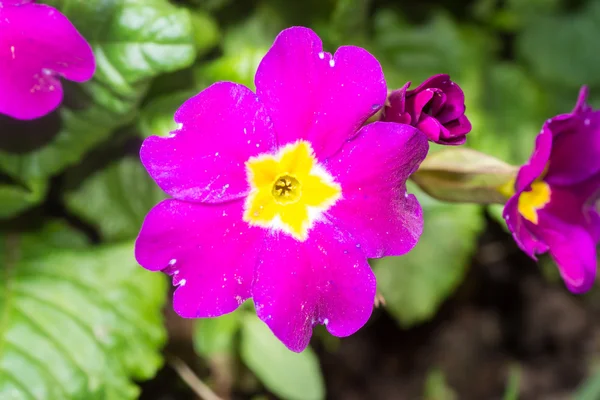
(324, 122), (428, 258)
(537, 215), (597, 294)
(515, 124), (553, 193)
(135, 199), (264, 317)
(545, 110), (600, 185)
(503, 196), (549, 259)
(255, 26), (386, 159)
(141, 82), (276, 203)
(384, 83), (412, 124)
(0, 3), (95, 119)
(253, 223), (376, 352)
(542, 181), (600, 242)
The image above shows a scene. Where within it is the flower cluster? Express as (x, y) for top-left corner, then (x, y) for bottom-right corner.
(503, 86), (600, 293)
(0, 0), (95, 120)
(135, 27), (428, 351)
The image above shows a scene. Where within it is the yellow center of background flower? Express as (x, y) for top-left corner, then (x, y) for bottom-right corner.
(518, 180), (551, 224)
(243, 140), (341, 241)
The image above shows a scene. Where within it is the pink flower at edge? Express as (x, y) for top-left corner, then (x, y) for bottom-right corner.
(503, 86), (600, 294)
(135, 26), (429, 352)
(382, 74), (472, 145)
(0, 1), (95, 120)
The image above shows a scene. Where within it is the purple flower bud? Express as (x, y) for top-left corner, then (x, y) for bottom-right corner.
(383, 74), (472, 145)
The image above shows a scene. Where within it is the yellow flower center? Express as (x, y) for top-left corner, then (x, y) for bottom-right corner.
(517, 180), (551, 224)
(243, 140), (341, 241)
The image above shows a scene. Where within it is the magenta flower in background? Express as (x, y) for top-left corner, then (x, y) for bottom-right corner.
(135, 26), (428, 352)
(0, 1), (95, 120)
(503, 86), (600, 293)
(382, 74), (471, 145)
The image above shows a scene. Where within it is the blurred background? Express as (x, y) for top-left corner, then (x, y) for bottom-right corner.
(1, 0), (599, 399)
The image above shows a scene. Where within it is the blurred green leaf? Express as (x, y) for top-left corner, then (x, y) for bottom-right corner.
(372, 10), (495, 89)
(503, 365), (521, 400)
(0, 229), (167, 399)
(0, 0), (196, 182)
(16, 221), (91, 255)
(190, 10), (221, 56)
(575, 367), (600, 400)
(373, 187), (484, 327)
(187, 0), (233, 11)
(468, 63), (547, 166)
(194, 311), (241, 358)
(423, 368), (457, 400)
(327, 0), (371, 46)
(139, 90), (196, 138)
(240, 314), (325, 400)
(195, 6), (283, 89)
(517, 1), (600, 88)
(0, 179), (47, 219)
(487, 204), (508, 231)
(65, 157), (165, 242)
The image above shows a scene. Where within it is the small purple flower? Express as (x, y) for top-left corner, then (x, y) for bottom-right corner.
(135, 27), (428, 352)
(503, 86), (600, 293)
(382, 74), (472, 145)
(0, 1), (95, 120)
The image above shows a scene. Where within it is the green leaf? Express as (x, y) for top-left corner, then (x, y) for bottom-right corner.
(240, 313), (325, 400)
(139, 91), (195, 138)
(503, 365), (521, 400)
(194, 311), (241, 358)
(517, 1), (600, 88)
(327, 0), (372, 46)
(194, 6), (283, 89)
(373, 186), (484, 327)
(423, 368), (457, 400)
(0, 0), (196, 181)
(467, 63), (548, 166)
(0, 228), (167, 399)
(372, 10), (495, 89)
(190, 10), (221, 56)
(65, 157), (165, 242)
(0, 180), (47, 219)
(575, 367), (600, 400)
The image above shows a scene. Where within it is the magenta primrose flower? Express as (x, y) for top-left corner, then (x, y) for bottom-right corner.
(382, 74), (471, 145)
(135, 27), (428, 352)
(0, 0), (95, 120)
(503, 86), (600, 293)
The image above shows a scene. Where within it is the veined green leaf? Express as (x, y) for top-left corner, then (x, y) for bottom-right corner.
(0, 226), (167, 399)
(65, 157), (165, 242)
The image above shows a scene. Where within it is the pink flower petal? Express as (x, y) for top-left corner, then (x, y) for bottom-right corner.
(253, 223), (376, 352)
(141, 82), (276, 203)
(545, 110), (600, 185)
(255, 26), (386, 159)
(324, 122), (428, 258)
(0, 3), (95, 120)
(538, 215), (597, 294)
(135, 199), (264, 317)
(515, 124), (552, 193)
(502, 196), (549, 259)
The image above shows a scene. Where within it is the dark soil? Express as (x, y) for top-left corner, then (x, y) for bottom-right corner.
(140, 218), (600, 400)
